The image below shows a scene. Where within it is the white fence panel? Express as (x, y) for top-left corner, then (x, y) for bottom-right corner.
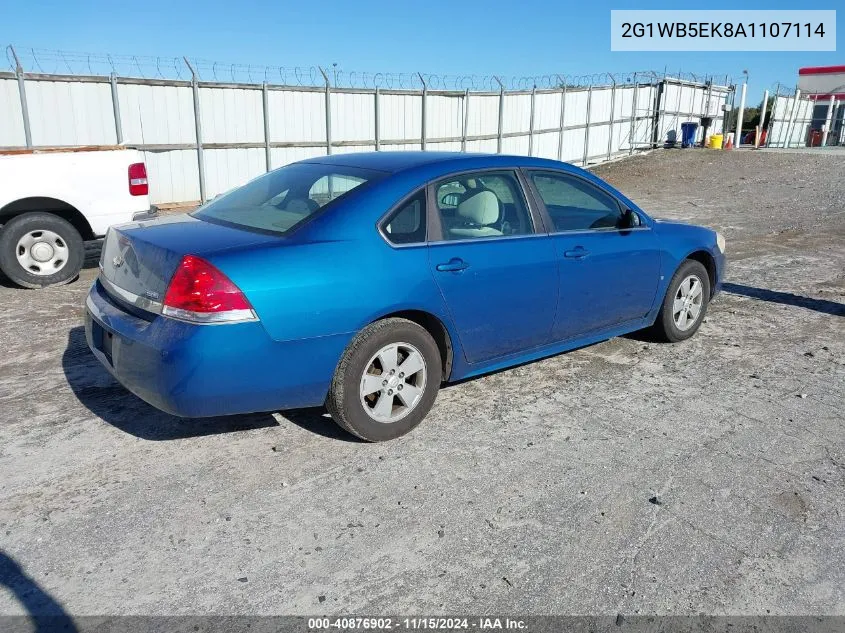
(142, 149), (200, 204)
(427, 95), (463, 140)
(199, 87), (263, 144)
(502, 93), (530, 135)
(466, 94), (499, 137)
(268, 90), (325, 143)
(118, 83), (196, 145)
(380, 94), (422, 144)
(534, 91), (562, 131)
(27, 80), (115, 146)
(332, 92), (374, 142)
(204, 148), (266, 198)
(270, 146), (326, 169)
(0, 78), (25, 146)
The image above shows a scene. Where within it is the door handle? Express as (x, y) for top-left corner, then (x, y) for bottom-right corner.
(436, 257), (469, 272)
(564, 247), (589, 259)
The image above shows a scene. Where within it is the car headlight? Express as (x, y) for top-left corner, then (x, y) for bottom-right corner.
(716, 232), (726, 253)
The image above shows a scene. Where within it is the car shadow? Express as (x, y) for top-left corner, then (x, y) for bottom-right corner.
(62, 326), (281, 441)
(723, 282), (845, 317)
(0, 549), (78, 632)
(62, 326), (362, 443)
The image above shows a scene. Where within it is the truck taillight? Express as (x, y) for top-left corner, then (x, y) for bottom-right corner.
(162, 255), (257, 324)
(128, 162), (148, 196)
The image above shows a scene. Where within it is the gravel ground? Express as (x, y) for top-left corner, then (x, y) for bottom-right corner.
(0, 149), (843, 618)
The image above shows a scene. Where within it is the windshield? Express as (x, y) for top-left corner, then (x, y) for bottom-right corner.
(193, 163), (385, 235)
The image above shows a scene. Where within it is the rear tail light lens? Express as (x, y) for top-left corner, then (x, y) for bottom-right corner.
(162, 255), (257, 324)
(128, 162), (149, 196)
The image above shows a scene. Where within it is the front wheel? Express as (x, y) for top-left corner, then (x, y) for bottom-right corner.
(0, 213), (84, 288)
(651, 259), (711, 343)
(326, 318), (442, 442)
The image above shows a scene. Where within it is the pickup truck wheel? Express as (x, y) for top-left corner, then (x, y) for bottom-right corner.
(0, 213), (84, 289)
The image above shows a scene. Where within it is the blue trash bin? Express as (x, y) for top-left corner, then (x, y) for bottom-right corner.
(681, 122), (699, 148)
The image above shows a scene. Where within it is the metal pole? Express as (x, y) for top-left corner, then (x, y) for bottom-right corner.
(110, 73), (123, 145)
(374, 87), (380, 151)
(262, 82), (271, 171)
(528, 85), (536, 157)
(557, 84), (567, 161)
(651, 78), (665, 149)
(583, 85), (593, 166)
(495, 76), (504, 154)
(756, 89), (769, 148)
(184, 57), (206, 204)
(319, 67), (332, 155)
(821, 97), (836, 146)
(784, 88), (802, 148)
(734, 82), (747, 147)
(418, 72), (427, 150)
(461, 89), (470, 152)
(629, 74), (638, 155)
(607, 77), (616, 161)
(8, 45), (32, 148)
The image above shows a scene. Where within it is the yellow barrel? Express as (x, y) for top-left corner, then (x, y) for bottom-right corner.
(709, 134), (723, 149)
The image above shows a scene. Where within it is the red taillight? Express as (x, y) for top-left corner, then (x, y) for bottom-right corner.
(128, 162), (148, 196)
(162, 255), (254, 323)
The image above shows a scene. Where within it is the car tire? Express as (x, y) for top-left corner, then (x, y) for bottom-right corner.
(0, 213), (84, 289)
(327, 318), (442, 442)
(652, 259), (711, 343)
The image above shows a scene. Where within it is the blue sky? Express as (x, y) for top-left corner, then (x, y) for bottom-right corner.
(3, 0), (841, 102)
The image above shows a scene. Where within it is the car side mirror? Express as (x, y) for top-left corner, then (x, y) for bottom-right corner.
(621, 208), (641, 229)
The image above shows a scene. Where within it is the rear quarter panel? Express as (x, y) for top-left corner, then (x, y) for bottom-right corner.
(209, 235), (454, 346)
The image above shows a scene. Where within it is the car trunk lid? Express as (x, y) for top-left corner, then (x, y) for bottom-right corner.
(99, 213), (281, 309)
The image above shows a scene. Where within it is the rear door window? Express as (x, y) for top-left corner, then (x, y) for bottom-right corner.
(433, 171), (534, 241)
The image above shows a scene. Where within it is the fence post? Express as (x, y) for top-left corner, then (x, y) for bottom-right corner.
(418, 73), (427, 150)
(8, 45), (32, 148)
(557, 84), (567, 161)
(374, 87), (380, 151)
(821, 97), (835, 146)
(494, 76), (504, 154)
(629, 73), (638, 155)
(756, 89), (769, 148)
(184, 57), (206, 204)
(109, 73), (124, 145)
(582, 85), (593, 166)
(319, 67), (332, 155)
(528, 85), (536, 157)
(607, 76), (616, 161)
(461, 89), (470, 152)
(784, 88), (801, 148)
(734, 82), (747, 146)
(651, 78), (665, 149)
(262, 82), (271, 171)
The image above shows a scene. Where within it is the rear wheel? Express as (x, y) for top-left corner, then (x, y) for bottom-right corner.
(0, 213), (84, 288)
(652, 259), (711, 342)
(327, 318), (442, 442)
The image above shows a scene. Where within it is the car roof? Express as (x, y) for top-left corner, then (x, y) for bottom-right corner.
(301, 151), (577, 175)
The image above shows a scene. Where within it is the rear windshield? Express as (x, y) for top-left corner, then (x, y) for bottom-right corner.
(193, 163), (385, 235)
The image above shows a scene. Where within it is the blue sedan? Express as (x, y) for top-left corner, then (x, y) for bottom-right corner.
(85, 152), (725, 441)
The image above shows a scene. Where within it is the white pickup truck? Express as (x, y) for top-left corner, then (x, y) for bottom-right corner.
(0, 147), (154, 288)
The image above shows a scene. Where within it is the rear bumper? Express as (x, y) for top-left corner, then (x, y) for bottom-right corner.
(131, 207), (160, 222)
(84, 280), (349, 418)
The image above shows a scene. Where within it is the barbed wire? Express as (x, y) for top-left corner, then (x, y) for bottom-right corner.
(4, 45), (737, 90)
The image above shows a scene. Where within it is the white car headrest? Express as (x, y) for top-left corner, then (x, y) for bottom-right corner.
(457, 190), (498, 226)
